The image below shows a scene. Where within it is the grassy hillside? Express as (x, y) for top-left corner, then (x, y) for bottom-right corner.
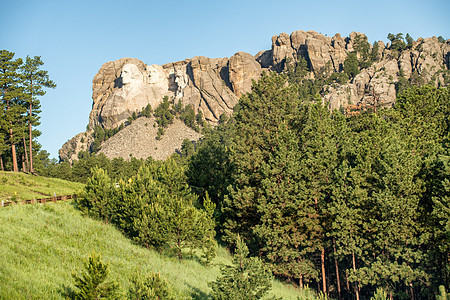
(0, 171), (84, 202)
(0, 201), (314, 299)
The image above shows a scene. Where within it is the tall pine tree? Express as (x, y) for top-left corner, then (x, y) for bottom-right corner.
(0, 50), (26, 172)
(21, 55), (56, 174)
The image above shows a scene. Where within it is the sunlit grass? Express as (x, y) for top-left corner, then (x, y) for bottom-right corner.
(0, 171), (84, 202)
(0, 201), (316, 299)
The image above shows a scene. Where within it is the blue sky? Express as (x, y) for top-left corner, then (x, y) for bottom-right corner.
(1, 0), (449, 159)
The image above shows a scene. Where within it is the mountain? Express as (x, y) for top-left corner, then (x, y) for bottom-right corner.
(59, 30), (450, 162)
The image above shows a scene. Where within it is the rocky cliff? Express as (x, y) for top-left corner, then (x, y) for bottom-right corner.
(59, 30), (450, 162)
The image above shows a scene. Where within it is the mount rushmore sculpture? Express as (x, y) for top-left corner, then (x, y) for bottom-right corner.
(59, 30), (450, 162)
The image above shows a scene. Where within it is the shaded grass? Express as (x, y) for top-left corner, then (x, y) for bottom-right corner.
(0, 201), (313, 299)
(0, 171), (84, 202)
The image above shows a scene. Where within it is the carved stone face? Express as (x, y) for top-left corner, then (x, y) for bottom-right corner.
(147, 64), (166, 85)
(121, 64), (142, 85)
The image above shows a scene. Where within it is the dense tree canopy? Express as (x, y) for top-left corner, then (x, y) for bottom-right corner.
(186, 69), (449, 298)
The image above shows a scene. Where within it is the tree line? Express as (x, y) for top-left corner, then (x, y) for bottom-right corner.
(0, 50), (55, 173)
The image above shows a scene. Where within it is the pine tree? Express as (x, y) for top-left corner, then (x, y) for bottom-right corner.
(0, 50), (26, 172)
(131, 161), (216, 259)
(339, 111), (427, 298)
(21, 55), (55, 174)
(209, 236), (272, 300)
(71, 253), (120, 300)
(187, 118), (234, 209)
(343, 52), (360, 79)
(78, 159), (216, 260)
(252, 117), (320, 287)
(294, 104), (343, 294)
(222, 72), (301, 248)
(80, 166), (115, 223)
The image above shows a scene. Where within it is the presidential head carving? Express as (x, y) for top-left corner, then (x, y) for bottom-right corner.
(120, 64), (144, 86)
(146, 64), (168, 85)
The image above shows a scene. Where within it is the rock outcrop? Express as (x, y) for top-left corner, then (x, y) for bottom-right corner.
(323, 36), (450, 110)
(58, 131), (93, 163)
(229, 52), (262, 98)
(59, 30), (450, 162)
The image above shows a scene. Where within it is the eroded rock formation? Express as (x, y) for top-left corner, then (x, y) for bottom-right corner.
(59, 30), (450, 162)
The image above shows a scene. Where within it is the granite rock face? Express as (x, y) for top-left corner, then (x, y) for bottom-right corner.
(228, 52), (262, 98)
(58, 131), (93, 163)
(323, 36), (450, 110)
(59, 30), (450, 162)
(90, 58), (169, 129)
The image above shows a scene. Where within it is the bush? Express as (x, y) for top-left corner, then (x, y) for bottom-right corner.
(128, 272), (176, 300)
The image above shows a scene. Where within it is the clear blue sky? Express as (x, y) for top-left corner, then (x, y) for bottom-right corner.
(1, 0), (449, 159)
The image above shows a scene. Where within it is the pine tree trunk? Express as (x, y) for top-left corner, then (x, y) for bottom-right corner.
(23, 137), (29, 172)
(10, 126), (18, 172)
(409, 284), (414, 300)
(11, 143), (18, 172)
(352, 251), (360, 300)
(22, 154), (26, 172)
(345, 269), (350, 291)
(6, 99), (18, 172)
(28, 101), (34, 174)
(0, 156), (4, 171)
(321, 247), (327, 295)
(299, 275), (303, 289)
(333, 238), (342, 300)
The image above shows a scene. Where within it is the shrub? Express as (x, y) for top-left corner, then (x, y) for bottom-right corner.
(70, 253), (120, 300)
(128, 272), (176, 300)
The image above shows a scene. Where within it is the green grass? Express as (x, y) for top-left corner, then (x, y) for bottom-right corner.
(0, 201), (315, 299)
(0, 171), (84, 202)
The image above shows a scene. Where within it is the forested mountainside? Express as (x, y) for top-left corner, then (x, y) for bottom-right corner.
(59, 30), (450, 162)
(19, 29), (449, 299)
(56, 78), (449, 299)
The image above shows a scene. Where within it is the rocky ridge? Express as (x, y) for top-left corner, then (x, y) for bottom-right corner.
(59, 30), (450, 162)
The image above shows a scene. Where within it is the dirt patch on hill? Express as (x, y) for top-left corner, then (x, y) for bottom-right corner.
(99, 117), (202, 161)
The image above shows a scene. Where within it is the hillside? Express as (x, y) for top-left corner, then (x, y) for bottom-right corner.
(0, 171), (84, 202)
(0, 201), (310, 299)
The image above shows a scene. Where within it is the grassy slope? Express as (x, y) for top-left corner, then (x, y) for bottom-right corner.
(0, 171), (84, 202)
(0, 201), (311, 299)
